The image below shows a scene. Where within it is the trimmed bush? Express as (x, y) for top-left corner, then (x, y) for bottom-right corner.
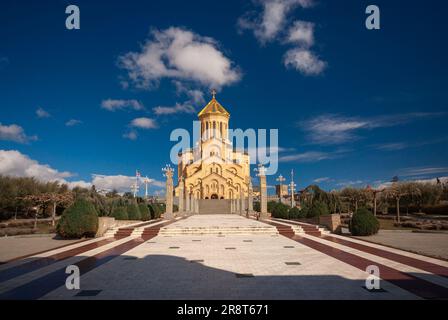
(289, 207), (306, 219)
(307, 201), (329, 218)
(111, 206), (128, 220)
(267, 201), (278, 213)
(149, 203), (162, 219)
(350, 208), (380, 236)
(271, 203), (290, 219)
(127, 203), (141, 220)
(56, 199), (98, 239)
(138, 203), (150, 221)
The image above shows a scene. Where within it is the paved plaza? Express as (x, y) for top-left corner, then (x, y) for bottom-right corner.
(1, 215), (448, 300)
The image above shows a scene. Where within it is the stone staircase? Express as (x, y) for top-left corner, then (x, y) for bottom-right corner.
(158, 225), (278, 236)
(103, 220), (161, 238)
(198, 199), (231, 214)
(271, 218), (330, 236)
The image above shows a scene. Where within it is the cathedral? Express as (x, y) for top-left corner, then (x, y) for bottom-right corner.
(175, 92), (251, 200)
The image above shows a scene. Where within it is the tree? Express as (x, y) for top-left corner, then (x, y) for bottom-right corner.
(339, 187), (367, 212)
(384, 182), (421, 223)
(21, 192), (73, 228)
(366, 187), (385, 216)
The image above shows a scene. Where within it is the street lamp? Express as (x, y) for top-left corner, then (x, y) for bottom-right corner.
(276, 174), (286, 203)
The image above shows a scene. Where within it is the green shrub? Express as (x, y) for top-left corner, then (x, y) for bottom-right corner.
(173, 204), (179, 212)
(111, 206), (128, 220)
(56, 199), (98, 239)
(127, 203), (141, 220)
(149, 203), (162, 219)
(349, 208), (380, 236)
(307, 201), (329, 218)
(138, 204), (150, 221)
(267, 201), (278, 213)
(271, 203), (290, 219)
(253, 201), (260, 212)
(288, 207), (306, 219)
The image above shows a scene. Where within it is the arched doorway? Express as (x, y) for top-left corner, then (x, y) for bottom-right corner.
(211, 194), (219, 199)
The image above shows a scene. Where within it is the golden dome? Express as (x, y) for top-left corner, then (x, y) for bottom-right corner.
(198, 91), (230, 117)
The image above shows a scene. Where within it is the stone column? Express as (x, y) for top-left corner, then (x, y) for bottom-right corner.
(235, 195), (240, 213)
(178, 178), (184, 213)
(258, 165), (268, 219)
(194, 197), (200, 214)
(248, 180), (253, 212)
(240, 190), (244, 215)
(185, 191), (190, 213)
(163, 165), (174, 219)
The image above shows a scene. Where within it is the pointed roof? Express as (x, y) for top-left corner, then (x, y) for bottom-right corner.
(198, 91), (230, 117)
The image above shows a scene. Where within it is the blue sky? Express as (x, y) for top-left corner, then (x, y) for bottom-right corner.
(1, 0), (447, 195)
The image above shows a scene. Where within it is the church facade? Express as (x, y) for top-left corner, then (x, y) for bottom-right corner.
(175, 93), (250, 200)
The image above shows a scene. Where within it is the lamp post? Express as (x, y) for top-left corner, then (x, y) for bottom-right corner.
(162, 164), (174, 219)
(276, 174), (286, 203)
(255, 164), (267, 219)
(143, 176), (150, 199)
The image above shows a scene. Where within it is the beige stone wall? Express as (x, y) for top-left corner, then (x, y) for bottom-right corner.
(319, 214), (342, 233)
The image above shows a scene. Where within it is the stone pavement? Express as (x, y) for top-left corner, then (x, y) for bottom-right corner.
(1, 215), (447, 300)
(0, 235), (84, 264)
(353, 230), (448, 260)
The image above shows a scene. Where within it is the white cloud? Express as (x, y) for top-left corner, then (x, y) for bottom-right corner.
(279, 151), (332, 163)
(153, 102), (196, 115)
(101, 99), (144, 112)
(238, 1), (325, 76)
(284, 48), (326, 75)
(67, 180), (92, 189)
(36, 107), (50, 118)
(0, 123), (37, 143)
(130, 117), (158, 129)
(65, 119), (82, 127)
(399, 167), (448, 177)
(118, 27), (241, 89)
(0, 150), (73, 182)
(238, 0), (314, 43)
(313, 177), (330, 183)
(123, 130), (138, 140)
(300, 113), (447, 145)
(173, 80), (205, 105)
(0, 150), (164, 192)
(286, 20), (314, 46)
(91, 174), (164, 193)
(336, 180), (364, 187)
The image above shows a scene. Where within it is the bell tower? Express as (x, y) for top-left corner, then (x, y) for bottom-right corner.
(198, 90), (231, 160)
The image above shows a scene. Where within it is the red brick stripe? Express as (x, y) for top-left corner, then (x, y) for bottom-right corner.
(264, 220), (448, 300)
(321, 235), (448, 278)
(0, 217), (185, 300)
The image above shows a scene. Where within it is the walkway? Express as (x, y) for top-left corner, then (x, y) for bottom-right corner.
(0, 215), (447, 300)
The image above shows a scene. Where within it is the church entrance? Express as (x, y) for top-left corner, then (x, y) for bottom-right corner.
(210, 194), (219, 199)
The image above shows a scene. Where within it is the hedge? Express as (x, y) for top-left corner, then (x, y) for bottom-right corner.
(56, 199), (98, 239)
(306, 201), (329, 218)
(111, 206), (128, 220)
(127, 203), (142, 220)
(138, 203), (150, 221)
